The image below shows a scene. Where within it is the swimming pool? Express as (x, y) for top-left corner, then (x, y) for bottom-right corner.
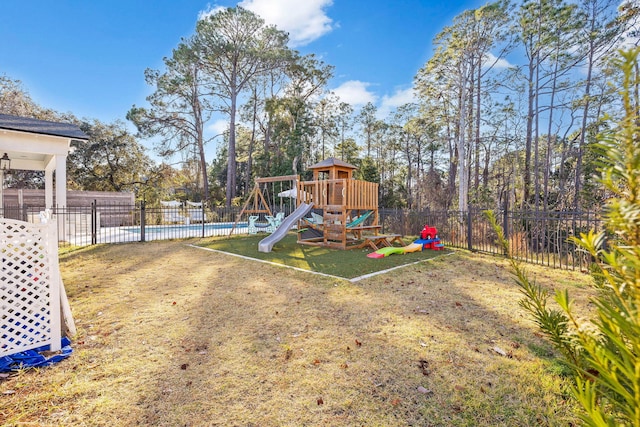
(66, 222), (249, 245)
(127, 222), (248, 234)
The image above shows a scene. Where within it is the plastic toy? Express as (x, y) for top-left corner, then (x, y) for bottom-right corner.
(366, 225), (445, 258)
(366, 242), (423, 258)
(415, 225), (444, 250)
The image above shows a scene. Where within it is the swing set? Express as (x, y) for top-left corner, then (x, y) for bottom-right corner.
(227, 158), (381, 250)
(228, 175), (299, 236)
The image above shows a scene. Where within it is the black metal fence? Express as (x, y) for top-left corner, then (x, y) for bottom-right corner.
(378, 207), (603, 271)
(0, 202), (603, 270)
(0, 202), (249, 246)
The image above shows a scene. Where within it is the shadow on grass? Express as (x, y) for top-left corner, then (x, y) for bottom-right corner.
(197, 233), (449, 280)
(42, 241), (580, 425)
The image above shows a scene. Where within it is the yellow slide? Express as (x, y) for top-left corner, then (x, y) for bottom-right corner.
(402, 243), (423, 253)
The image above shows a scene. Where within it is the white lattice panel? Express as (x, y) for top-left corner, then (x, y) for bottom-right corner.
(1, 218), (61, 357)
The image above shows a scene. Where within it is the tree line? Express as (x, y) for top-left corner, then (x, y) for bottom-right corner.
(1, 1), (638, 211)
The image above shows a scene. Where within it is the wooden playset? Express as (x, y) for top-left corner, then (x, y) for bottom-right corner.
(229, 158), (385, 250)
(230, 158), (445, 254)
(294, 158), (384, 250)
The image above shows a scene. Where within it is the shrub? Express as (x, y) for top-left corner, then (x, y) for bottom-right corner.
(488, 48), (640, 426)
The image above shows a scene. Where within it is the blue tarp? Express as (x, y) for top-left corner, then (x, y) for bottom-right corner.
(0, 337), (72, 372)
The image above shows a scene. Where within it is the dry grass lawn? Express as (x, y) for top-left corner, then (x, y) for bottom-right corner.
(0, 239), (595, 426)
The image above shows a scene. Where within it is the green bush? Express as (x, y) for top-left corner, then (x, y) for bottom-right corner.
(488, 48), (640, 426)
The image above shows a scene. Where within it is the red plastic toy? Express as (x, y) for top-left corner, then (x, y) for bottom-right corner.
(420, 225), (438, 240)
(416, 225), (444, 250)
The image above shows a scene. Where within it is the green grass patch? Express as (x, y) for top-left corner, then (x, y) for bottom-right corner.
(198, 233), (448, 279)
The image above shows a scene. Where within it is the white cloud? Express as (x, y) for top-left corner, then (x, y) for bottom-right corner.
(378, 87), (416, 118)
(484, 52), (512, 70)
(198, 5), (225, 20)
(206, 118), (228, 136)
(239, 0), (334, 47)
(381, 87), (415, 109)
(332, 80), (377, 106)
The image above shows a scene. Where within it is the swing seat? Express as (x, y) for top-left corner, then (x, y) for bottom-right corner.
(248, 216), (271, 234)
(266, 212), (285, 232)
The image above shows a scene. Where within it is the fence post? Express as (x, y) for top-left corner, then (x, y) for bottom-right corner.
(503, 201), (509, 255)
(91, 200), (97, 245)
(201, 201), (205, 238)
(467, 206), (473, 251)
(140, 201), (146, 243)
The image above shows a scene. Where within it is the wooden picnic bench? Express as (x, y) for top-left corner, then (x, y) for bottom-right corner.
(356, 234), (406, 251)
(348, 225), (382, 240)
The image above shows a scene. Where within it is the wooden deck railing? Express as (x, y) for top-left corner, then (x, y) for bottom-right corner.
(298, 179), (378, 210)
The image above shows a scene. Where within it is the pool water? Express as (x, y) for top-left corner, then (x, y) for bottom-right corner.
(67, 222), (252, 246)
(127, 222), (248, 234)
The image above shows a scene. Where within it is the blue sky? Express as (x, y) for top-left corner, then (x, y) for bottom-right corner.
(1, 0), (488, 153)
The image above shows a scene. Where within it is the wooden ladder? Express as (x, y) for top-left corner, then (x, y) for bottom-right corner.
(323, 205), (347, 249)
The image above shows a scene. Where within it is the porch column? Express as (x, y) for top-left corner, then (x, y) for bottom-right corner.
(45, 168), (54, 209)
(55, 154), (67, 209)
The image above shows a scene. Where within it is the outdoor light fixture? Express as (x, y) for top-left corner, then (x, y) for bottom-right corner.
(0, 153), (10, 171)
